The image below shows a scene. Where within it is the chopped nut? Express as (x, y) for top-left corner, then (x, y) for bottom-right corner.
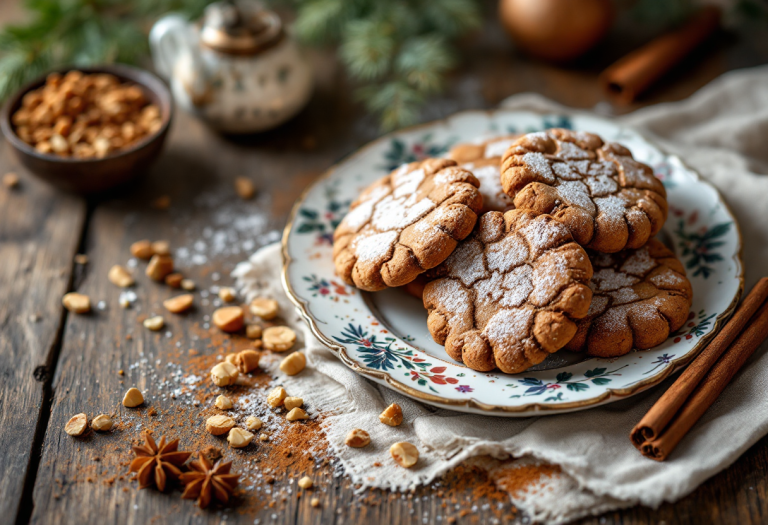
(379, 403), (403, 427)
(286, 408), (309, 421)
(252, 340), (263, 349)
(143, 316), (164, 331)
(91, 414), (113, 432)
(250, 297), (279, 320)
(234, 177), (255, 200)
(218, 287), (236, 302)
(130, 240), (154, 260)
(73, 254), (88, 265)
(180, 278), (196, 291)
(225, 353), (238, 366)
(108, 265), (134, 287)
(279, 352), (306, 376)
(227, 427), (254, 448)
(62, 292), (90, 314)
(298, 476), (313, 489)
(235, 349), (260, 373)
(245, 324), (262, 339)
(267, 386), (287, 407)
(150, 240), (170, 255)
(214, 395), (233, 410)
(146, 254), (174, 281)
(122, 387), (144, 408)
(211, 361), (239, 387)
(284, 397), (303, 411)
(3, 172), (19, 188)
(264, 326), (296, 352)
(259, 433), (269, 442)
(390, 442), (419, 468)
(310, 497), (321, 508)
(65, 413), (88, 436)
(245, 416), (263, 431)
(163, 293), (194, 313)
(206, 414), (235, 435)
(165, 273), (183, 288)
(345, 429), (371, 448)
(213, 306), (244, 332)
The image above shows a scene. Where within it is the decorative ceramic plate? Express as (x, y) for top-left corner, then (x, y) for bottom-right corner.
(281, 110), (743, 416)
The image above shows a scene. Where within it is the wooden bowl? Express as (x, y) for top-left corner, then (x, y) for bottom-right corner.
(0, 64), (173, 195)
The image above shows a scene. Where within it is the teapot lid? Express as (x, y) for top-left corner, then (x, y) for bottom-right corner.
(200, 0), (283, 55)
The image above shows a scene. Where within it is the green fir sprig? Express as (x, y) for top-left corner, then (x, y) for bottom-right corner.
(281, 0), (481, 130)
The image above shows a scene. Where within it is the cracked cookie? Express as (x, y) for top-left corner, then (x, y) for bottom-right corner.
(423, 210), (593, 373)
(333, 158), (483, 291)
(564, 239), (693, 357)
(500, 129), (668, 253)
(447, 134), (520, 212)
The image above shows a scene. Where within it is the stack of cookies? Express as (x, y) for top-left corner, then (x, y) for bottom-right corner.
(332, 129), (693, 374)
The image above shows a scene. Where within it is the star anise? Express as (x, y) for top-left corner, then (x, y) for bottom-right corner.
(180, 454), (240, 509)
(129, 433), (192, 491)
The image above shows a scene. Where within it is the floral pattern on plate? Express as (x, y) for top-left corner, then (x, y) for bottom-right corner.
(282, 110), (743, 416)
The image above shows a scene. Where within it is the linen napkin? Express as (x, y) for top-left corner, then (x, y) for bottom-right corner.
(234, 65), (768, 524)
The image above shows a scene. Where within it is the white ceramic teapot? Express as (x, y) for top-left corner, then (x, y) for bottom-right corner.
(150, 0), (313, 133)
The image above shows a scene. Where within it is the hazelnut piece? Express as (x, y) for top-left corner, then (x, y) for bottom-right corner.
(286, 408), (309, 421)
(108, 265), (134, 287)
(279, 352), (306, 376)
(206, 414), (235, 435)
(65, 413), (88, 436)
(212, 306), (244, 332)
(245, 416), (263, 431)
(245, 324), (262, 339)
(211, 362), (239, 387)
(218, 287), (236, 302)
(235, 349), (260, 373)
(227, 428), (254, 448)
(151, 240), (170, 255)
(180, 279), (196, 291)
(249, 297), (279, 320)
(345, 429), (371, 448)
(165, 273), (183, 288)
(390, 442), (419, 468)
(298, 476), (313, 489)
(163, 293), (194, 313)
(264, 326), (296, 352)
(122, 388), (144, 408)
(379, 403), (403, 427)
(130, 240), (154, 260)
(284, 397), (303, 411)
(91, 414), (114, 432)
(215, 395), (233, 410)
(143, 316), (164, 331)
(267, 386), (286, 407)
(62, 292), (90, 314)
(146, 254), (174, 281)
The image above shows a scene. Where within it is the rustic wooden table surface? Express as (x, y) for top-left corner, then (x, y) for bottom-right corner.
(2, 6), (768, 525)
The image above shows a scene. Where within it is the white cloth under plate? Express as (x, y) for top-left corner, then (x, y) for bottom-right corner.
(233, 66), (768, 524)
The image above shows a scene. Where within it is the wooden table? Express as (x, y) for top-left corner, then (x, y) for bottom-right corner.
(3, 10), (768, 525)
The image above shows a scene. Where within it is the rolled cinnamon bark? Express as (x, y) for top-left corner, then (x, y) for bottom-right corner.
(631, 278), (768, 447)
(640, 300), (768, 461)
(600, 6), (721, 104)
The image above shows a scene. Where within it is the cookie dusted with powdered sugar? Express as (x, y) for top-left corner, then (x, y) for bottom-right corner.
(500, 129), (668, 253)
(333, 158), (483, 292)
(423, 210), (593, 373)
(564, 239), (692, 357)
(447, 134), (520, 213)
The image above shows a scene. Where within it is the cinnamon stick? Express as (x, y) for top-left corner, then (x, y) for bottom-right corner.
(600, 6), (721, 104)
(631, 277), (768, 447)
(639, 299), (768, 461)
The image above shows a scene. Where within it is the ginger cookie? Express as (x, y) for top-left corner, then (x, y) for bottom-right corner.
(564, 239), (693, 357)
(500, 129), (668, 253)
(423, 210), (593, 373)
(447, 135), (520, 213)
(333, 158), (483, 292)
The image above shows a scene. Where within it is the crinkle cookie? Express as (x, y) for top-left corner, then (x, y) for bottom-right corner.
(500, 129), (668, 253)
(423, 210), (593, 373)
(447, 135), (520, 212)
(564, 239), (693, 357)
(333, 158), (483, 292)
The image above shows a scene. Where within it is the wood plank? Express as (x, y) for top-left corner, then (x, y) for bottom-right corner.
(0, 143), (86, 523)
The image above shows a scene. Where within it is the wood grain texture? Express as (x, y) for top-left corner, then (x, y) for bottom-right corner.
(0, 144), (86, 523)
(4, 4), (768, 524)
